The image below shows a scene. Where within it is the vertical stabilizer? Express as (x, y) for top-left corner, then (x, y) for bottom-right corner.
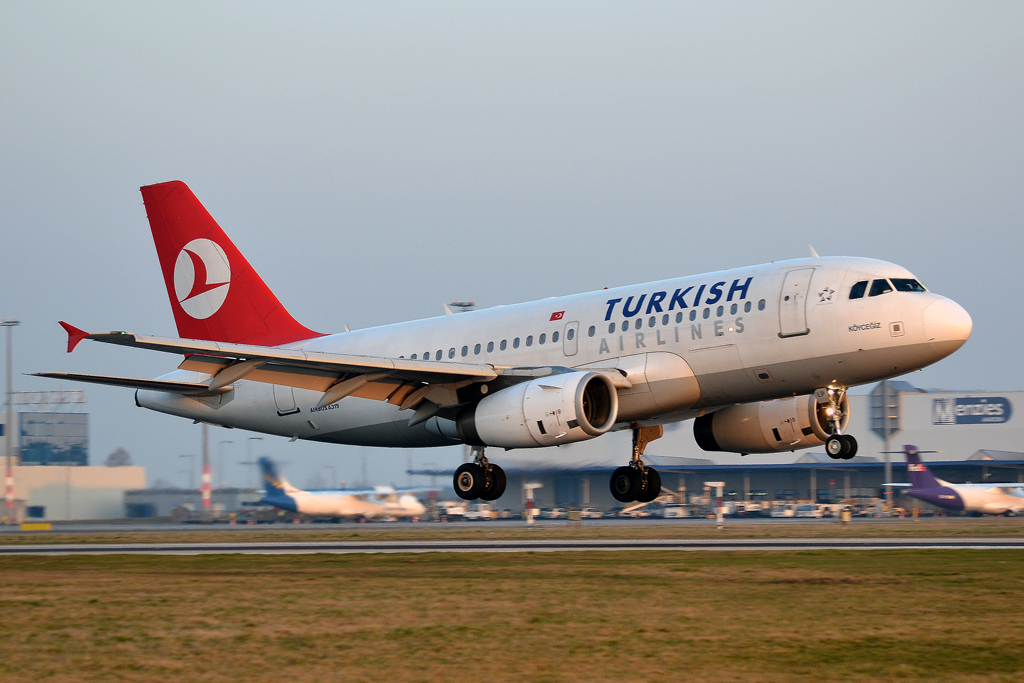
(905, 445), (943, 488)
(141, 181), (322, 346)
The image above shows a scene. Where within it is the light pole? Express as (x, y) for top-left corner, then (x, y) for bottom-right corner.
(179, 454), (196, 489)
(246, 437), (263, 489)
(2, 318), (20, 524)
(218, 440), (233, 489)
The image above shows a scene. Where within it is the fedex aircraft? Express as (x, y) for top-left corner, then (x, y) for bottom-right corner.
(891, 446), (1024, 516)
(37, 181), (972, 504)
(258, 457), (429, 520)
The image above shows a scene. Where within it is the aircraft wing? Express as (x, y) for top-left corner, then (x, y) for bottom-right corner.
(54, 322), (499, 411)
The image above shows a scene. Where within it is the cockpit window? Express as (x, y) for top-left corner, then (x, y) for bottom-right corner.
(849, 280), (868, 299)
(891, 278), (927, 292)
(868, 279), (893, 297)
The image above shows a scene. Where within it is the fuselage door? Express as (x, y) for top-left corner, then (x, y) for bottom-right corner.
(562, 321), (579, 356)
(273, 384), (300, 416)
(778, 268), (814, 338)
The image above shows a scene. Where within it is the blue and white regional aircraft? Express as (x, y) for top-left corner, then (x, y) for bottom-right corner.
(890, 446), (1024, 516)
(258, 457), (429, 520)
(37, 181), (972, 504)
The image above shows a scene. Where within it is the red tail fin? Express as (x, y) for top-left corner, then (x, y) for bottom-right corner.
(141, 181), (322, 346)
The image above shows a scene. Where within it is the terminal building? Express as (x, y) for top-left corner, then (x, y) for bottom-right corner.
(413, 381), (1024, 514)
(1, 391), (144, 522)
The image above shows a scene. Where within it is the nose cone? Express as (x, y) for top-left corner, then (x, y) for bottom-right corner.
(923, 298), (972, 356)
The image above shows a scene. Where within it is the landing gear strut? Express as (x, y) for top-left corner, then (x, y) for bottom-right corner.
(822, 385), (857, 460)
(453, 446), (506, 501)
(610, 425), (664, 504)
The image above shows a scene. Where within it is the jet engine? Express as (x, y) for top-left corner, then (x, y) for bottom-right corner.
(457, 371), (618, 449)
(693, 392), (850, 454)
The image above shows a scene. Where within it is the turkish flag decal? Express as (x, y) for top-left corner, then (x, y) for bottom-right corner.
(549, 311), (565, 321)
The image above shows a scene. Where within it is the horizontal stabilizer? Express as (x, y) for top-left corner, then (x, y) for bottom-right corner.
(29, 372), (230, 395)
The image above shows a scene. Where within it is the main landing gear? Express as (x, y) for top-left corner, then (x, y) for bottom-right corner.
(822, 385), (858, 460)
(610, 425), (664, 504)
(453, 446), (507, 501)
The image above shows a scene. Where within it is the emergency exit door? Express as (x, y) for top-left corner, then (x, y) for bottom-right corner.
(778, 268), (814, 338)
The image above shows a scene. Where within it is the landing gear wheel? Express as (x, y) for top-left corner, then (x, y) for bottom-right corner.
(841, 434), (858, 460)
(610, 466), (641, 503)
(826, 435), (845, 459)
(454, 463), (485, 500)
(638, 467), (662, 503)
(480, 464), (506, 501)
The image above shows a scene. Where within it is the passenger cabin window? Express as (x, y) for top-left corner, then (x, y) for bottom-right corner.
(608, 323), (615, 334)
(487, 341), (494, 352)
(435, 350), (442, 360)
(539, 333), (546, 344)
(500, 340), (507, 351)
(474, 344), (481, 355)
(553, 330), (560, 342)
(525, 335), (533, 347)
(676, 312), (683, 323)
(449, 348), (456, 359)
(891, 278), (927, 292)
(513, 338), (520, 349)
(849, 280), (868, 299)
(567, 328), (575, 340)
(461, 346), (468, 357)
(411, 353), (417, 359)
(588, 326), (595, 337)
(634, 319), (642, 330)
(689, 310), (697, 321)
(869, 279), (893, 297)
(744, 301), (751, 313)
(758, 299), (766, 310)
(662, 314), (669, 325)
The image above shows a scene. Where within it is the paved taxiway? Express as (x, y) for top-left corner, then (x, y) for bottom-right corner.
(2, 537), (1023, 555)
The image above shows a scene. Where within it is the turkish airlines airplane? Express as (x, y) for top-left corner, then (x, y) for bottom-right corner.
(890, 446), (1024, 516)
(37, 181), (972, 504)
(258, 457), (429, 520)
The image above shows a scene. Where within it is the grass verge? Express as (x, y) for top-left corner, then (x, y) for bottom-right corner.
(1, 549), (1022, 682)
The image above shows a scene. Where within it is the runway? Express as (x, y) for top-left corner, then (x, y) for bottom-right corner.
(3, 537), (1024, 555)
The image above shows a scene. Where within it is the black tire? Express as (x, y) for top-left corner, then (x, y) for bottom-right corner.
(610, 466), (641, 503)
(480, 465), (506, 501)
(454, 463), (484, 500)
(825, 435), (844, 459)
(639, 467), (662, 503)
(842, 434), (858, 460)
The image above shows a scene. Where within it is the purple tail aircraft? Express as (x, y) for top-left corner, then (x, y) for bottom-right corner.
(890, 445), (1024, 516)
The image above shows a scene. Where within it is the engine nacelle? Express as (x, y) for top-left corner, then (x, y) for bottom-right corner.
(457, 371), (618, 449)
(693, 392), (850, 454)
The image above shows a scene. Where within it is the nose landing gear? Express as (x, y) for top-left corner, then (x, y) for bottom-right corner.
(610, 425), (664, 503)
(453, 446), (507, 501)
(822, 385), (858, 460)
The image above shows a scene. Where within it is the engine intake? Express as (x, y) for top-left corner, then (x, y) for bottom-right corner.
(693, 392), (850, 454)
(458, 371), (618, 449)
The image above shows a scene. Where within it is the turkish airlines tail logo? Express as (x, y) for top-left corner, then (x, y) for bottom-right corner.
(173, 239), (230, 319)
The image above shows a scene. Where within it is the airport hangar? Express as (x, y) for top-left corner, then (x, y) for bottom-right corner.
(412, 381), (1024, 513)
(0, 391), (144, 522)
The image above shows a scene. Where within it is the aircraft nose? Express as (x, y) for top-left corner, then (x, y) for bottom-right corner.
(923, 298), (972, 353)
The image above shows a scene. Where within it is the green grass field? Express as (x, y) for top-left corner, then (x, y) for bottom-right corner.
(1, 548), (1023, 682)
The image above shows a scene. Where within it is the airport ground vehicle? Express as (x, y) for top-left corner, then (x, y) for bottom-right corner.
(660, 503), (690, 518)
(464, 503), (497, 521)
(39, 181), (972, 504)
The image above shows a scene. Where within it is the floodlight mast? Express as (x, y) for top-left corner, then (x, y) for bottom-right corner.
(2, 318), (20, 525)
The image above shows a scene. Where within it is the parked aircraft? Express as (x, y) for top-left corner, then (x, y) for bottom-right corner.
(259, 457), (429, 520)
(890, 446), (1024, 516)
(37, 181), (972, 504)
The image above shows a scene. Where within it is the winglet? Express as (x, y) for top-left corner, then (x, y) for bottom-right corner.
(59, 321), (90, 353)
(809, 244), (820, 258)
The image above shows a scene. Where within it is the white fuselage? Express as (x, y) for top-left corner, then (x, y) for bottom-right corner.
(137, 256), (971, 449)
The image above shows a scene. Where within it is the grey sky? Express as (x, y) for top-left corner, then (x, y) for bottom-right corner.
(2, 2), (1022, 488)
